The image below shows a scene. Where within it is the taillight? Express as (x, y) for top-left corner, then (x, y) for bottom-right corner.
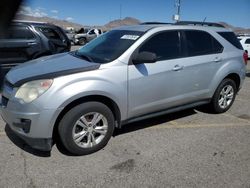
(243, 51), (248, 65)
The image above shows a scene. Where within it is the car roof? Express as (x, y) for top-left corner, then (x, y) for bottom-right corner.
(114, 23), (230, 33)
(12, 20), (57, 27)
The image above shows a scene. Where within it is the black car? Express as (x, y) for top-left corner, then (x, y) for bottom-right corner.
(0, 20), (71, 82)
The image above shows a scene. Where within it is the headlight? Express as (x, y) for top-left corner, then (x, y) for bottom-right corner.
(15, 79), (53, 103)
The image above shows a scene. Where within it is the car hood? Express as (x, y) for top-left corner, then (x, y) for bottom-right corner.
(6, 52), (100, 87)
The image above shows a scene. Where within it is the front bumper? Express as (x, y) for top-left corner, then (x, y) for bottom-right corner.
(6, 123), (52, 151)
(0, 96), (61, 151)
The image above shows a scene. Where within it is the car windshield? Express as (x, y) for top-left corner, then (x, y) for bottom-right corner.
(75, 30), (144, 63)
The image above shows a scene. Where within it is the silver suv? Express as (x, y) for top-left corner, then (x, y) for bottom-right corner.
(0, 22), (247, 155)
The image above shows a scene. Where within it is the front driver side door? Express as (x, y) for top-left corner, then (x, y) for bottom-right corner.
(128, 30), (187, 118)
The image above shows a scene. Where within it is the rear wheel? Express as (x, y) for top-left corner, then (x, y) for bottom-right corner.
(58, 102), (115, 155)
(210, 79), (237, 113)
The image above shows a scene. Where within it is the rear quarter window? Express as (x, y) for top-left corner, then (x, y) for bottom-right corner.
(218, 32), (243, 50)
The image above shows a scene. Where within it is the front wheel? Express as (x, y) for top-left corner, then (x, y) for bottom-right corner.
(210, 78), (237, 113)
(58, 102), (115, 155)
(78, 38), (87, 45)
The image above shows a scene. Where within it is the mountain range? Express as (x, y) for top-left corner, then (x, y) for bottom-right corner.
(16, 14), (250, 34)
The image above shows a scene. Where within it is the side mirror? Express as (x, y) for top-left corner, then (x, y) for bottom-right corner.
(132, 51), (157, 64)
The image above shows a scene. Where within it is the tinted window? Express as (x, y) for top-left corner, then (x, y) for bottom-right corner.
(185, 30), (223, 56)
(139, 31), (181, 61)
(0, 26), (34, 40)
(88, 29), (95, 35)
(245, 39), (250, 44)
(218, 32), (243, 50)
(212, 36), (224, 53)
(37, 27), (61, 40)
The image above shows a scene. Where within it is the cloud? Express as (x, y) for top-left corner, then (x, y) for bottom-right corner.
(18, 6), (48, 17)
(51, 10), (59, 14)
(65, 17), (74, 21)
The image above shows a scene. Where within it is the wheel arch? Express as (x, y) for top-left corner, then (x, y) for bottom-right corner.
(52, 95), (121, 140)
(224, 73), (241, 92)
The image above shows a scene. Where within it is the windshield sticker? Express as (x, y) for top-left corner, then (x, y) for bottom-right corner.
(121, 35), (140, 40)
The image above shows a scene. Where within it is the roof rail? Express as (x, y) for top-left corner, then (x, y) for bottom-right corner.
(13, 20), (48, 24)
(140, 22), (172, 25)
(175, 21), (225, 28)
(237, 33), (250, 36)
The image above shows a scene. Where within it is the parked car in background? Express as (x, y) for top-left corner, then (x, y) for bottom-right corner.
(238, 35), (250, 58)
(0, 20), (71, 83)
(73, 28), (103, 45)
(0, 21), (246, 155)
(64, 29), (75, 44)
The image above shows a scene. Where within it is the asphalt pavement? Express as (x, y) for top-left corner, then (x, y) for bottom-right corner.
(0, 59), (249, 187)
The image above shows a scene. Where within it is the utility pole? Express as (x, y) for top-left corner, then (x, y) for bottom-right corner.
(173, 0), (181, 22)
(120, 4), (122, 20)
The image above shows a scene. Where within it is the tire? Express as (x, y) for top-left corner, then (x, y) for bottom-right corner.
(78, 38), (87, 45)
(58, 102), (115, 155)
(210, 78), (237, 113)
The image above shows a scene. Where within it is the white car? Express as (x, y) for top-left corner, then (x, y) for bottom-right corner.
(73, 28), (103, 45)
(238, 36), (250, 58)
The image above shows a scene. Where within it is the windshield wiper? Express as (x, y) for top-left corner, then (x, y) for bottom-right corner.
(74, 51), (93, 62)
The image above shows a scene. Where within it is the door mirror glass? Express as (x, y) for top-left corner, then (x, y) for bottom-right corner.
(133, 51), (157, 64)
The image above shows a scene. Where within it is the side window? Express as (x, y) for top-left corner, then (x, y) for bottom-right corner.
(139, 31), (181, 61)
(185, 30), (223, 56)
(245, 39), (250, 44)
(37, 27), (61, 40)
(88, 29), (95, 35)
(212, 36), (224, 53)
(0, 26), (34, 40)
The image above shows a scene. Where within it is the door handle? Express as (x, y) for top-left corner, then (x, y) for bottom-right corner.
(214, 57), (222, 63)
(172, 65), (184, 71)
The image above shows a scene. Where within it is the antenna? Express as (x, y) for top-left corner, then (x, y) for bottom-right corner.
(119, 4), (122, 26)
(203, 17), (207, 23)
(173, 0), (181, 22)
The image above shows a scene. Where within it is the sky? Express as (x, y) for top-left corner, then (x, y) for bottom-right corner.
(19, 0), (250, 28)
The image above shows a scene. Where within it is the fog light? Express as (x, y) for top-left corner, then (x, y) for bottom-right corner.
(13, 119), (31, 133)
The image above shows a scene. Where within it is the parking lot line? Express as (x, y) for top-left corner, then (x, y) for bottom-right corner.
(147, 122), (250, 130)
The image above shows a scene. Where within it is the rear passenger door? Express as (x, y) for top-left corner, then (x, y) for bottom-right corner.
(0, 25), (39, 75)
(181, 30), (224, 99)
